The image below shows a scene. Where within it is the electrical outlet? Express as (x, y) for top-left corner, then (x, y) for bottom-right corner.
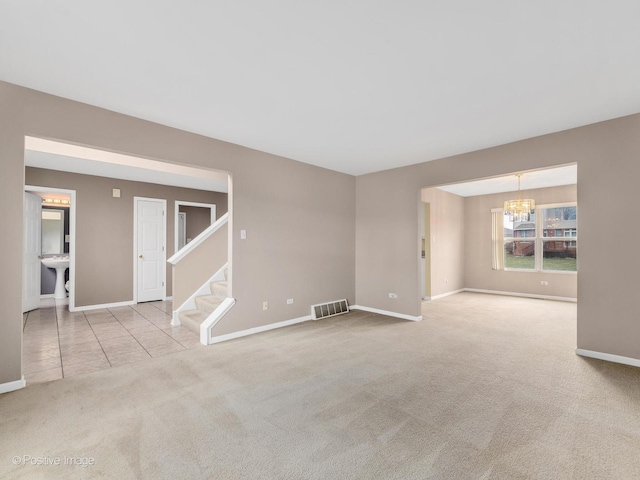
(389, 293), (397, 298)
(262, 301), (268, 311)
(541, 281), (549, 286)
(240, 229), (247, 240)
(287, 298), (294, 305)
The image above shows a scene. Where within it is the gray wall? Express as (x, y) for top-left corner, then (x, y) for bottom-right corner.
(179, 205), (212, 243)
(464, 184), (577, 298)
(26, 167), (228, 306)
(2, 81), (356, 386)
(421, 188), (465, 298)
(356, 113), (640, 361)
(3, 78), (639, 387)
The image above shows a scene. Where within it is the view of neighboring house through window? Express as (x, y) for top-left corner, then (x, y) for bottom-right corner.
(500, 203), (577, 272)
(541, 205), (577, 271)
(504, 213), (536, 269)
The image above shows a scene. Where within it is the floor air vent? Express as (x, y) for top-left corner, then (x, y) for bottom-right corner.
(311, 299), (349, 320)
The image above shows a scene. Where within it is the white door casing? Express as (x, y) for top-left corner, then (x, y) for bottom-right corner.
(25, 185), (77, 311)
(174, 201), (216, 254)
(23, 192), (41, 312)
(178, 212), (186, 251)
(135, 197), (166, 303)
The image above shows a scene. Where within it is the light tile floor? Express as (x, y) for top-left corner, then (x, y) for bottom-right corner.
(23, 299), (202, 385)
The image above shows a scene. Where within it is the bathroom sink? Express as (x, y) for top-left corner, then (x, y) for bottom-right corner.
(41, 257), (69, 269)
(41, 257), (70, 299)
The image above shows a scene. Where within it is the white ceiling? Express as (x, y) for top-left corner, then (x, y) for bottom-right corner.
(436, 164), (576, 197)
(2, 2), (640, 176)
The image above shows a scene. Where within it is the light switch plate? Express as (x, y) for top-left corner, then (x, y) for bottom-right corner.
(112, 188), (121, 198)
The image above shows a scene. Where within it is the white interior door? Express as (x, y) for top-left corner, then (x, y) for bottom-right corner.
(135, 198), (166, 303)
(23, 192), (41, 312)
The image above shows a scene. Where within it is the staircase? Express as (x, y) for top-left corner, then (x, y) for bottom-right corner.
(167, 213), (234, 345)
(179, 269), (228, 335)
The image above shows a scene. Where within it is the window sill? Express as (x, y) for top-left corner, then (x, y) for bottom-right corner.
(503, 268), (577, 275)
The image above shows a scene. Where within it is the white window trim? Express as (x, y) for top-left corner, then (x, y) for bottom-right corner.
(500, 202), (577, 274)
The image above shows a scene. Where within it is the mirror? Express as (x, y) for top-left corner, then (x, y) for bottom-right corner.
(41, 209), (65, 255)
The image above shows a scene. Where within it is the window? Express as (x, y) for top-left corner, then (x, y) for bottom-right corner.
(494, 203), (577, 272)
(503, 213), (536, 270)
(541, 206), (577, 272)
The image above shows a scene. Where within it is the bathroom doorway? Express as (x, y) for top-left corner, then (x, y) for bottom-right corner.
(23, 185), (77, 312)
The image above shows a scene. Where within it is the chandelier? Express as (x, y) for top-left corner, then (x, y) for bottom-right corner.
(504, 174), (535, 221)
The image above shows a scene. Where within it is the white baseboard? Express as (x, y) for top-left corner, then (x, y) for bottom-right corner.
(424, 289), (465, 301)
(576, 349), (640, 368)
(463, 288), (577, 303)
(209, 315), (312, 344)
(164, 296), (173, 301)
(70, 300), (136, 312)
(0, 377), (26, 394)
(39, 294), (55, 299)
(350, 305), (422, 322)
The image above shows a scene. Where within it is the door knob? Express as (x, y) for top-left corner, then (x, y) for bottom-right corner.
(139, 255), (143, 259)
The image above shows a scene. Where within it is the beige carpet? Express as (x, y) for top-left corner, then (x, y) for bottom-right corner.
(1, 293), (639, 479)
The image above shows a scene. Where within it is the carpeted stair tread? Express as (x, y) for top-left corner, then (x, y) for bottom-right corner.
(195, 294), (225, 313)
(178, 309), (208, 334)
(211, 281), (228, 297)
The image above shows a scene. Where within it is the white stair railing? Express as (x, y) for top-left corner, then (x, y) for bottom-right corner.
(168, 212), (229, 266)
(167, 212), (234, 343)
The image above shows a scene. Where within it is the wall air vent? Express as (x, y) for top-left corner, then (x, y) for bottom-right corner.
(311, 299), (349, 320)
